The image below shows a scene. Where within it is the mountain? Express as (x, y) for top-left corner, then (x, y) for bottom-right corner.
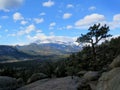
(16, 40), (81, 56)
(0, 41), (81, 63)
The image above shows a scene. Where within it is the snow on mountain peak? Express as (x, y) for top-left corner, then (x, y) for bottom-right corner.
(33, 39), (79, 46)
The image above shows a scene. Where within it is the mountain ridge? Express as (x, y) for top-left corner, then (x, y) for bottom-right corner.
(0, 40), (81, 63)
(16, 41), (81, 56)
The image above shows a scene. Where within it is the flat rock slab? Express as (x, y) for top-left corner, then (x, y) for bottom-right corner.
(17, 76), (80, 90)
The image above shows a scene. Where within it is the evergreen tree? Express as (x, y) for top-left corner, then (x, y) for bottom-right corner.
(76, 23), (112, 60)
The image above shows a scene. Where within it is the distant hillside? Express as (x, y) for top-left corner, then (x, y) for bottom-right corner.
(0, 45), (33, 62)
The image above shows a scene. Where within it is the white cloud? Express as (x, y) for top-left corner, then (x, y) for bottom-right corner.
(25, 26), (76, 44)
(57, 26), (66, 30)
(67, 4), (74, 8)
(17, 24), (35, 35)
(63, 13), (72, 19)
(74, 13), (120, 30)
(66, 25), (73, 29)
(36, 29), (42, 33)
(8, 33), (16, 37)
(49, 32), (54, 36)
(27, 33), (47, 41)
(40, 12), (46, 16)
(113, 14), (120, 21)
(88, 6), (96, 11)
(108, 14), (120, 29)
(49, 22), (56, 30)
(13, 12), (24, 21)
(0, 0), (23, 12)
(49, 22), (56, 27)
(75, 13), (105, 28)
(21, 20), (28, 25)
(42, 0), (54, 7)
(34, 18), (44, 24)
(27, 32), (76, 44)
(8, 24), (36, 37)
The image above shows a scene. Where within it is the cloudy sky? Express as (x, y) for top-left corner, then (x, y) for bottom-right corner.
(0, 0), (120, 45)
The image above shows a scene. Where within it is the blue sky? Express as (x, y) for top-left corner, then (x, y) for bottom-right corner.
(0, 0), (120, 45)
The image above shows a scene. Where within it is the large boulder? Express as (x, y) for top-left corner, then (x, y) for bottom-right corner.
(77, 71), (87, 77)
(96, 67), (120, 90)
(88, 81), (98, 90)
(77, 78), (91, 90)
(83, 71), (100, 81)
(18, 76), (80, 90)
(77, 83), (91, 90)
(109, 55), (120, 69)
(77, 71), (99, 90)
(0, 76), (17, 90)
(77, 79), (98, 90)
(17, 78), (24, 88)
(27, 73), (48, 84)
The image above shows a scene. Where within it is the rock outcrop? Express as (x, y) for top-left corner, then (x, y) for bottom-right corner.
(0, 76), (17, 90)
(109, 55), (120, 69)
(96, 67), (120, 90)
(17, 78), (25, 87)
(18, 76), (80, 90)
(77, 71), (100, 90)
(77, 71), (87, 77)
(96, 55), (120, 90)
(83, 71), (99, 81)
(27, 73), (48, 84)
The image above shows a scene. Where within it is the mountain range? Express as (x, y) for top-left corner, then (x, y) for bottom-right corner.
(16, 40), (81, 55)
(0, 40), (81, 63)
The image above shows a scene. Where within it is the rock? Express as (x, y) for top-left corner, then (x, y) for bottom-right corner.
(77, 78), (98, 90)
(109, 55), (120, 69)
(27, 73), (48, 84)
(0, 76), (17, 90)
(17, 78), (24, 87)
(83, 71), (99, 81)
(77, 71), (99, 90)
(18, 76), (80, 90)
(96, 67), (120, 90)
(77, 71), (87, 77)
(77, 83), (91, 90)
(77, 78), (90, 90)
(88, 81), (98, 90)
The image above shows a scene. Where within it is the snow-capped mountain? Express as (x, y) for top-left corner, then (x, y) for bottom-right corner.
(16, 40), (81, 56)
(33, 39), (79, 46)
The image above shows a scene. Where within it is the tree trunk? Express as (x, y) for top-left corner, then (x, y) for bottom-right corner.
(91, 43), (97, 61)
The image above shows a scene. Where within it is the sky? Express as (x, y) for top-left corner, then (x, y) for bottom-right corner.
(0, 0), (120, 45)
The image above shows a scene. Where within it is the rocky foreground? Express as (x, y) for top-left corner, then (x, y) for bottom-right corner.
(17, 76), (80, 90)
